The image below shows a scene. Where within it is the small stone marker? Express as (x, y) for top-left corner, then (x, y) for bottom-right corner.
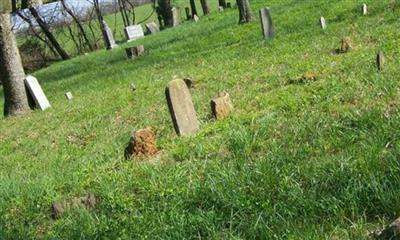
(102, 20), (118, 49)
(125, 45), (145, 59)
(145, 22), (159, 34)
(130, 83), (136, 92)
(377, 51), (385, 71)
(339, 37), (352, 53)
(51, 194), (97, 219)
(65, 92), (73, 100)
(24, 75), (51, 111)
(185, 7), (191, 20)
(218, 6), (224, 12)
(193, 14), (199, 23)
(320, 16), (326, 29)
(124, 25), (144, 42)
(124, 128), (158, 159)
(172, 7), (179, 27)
(259, 7), (273, 39)
(362, 4), (368, 15)
(210, 92), (233, 120)
(165, 79), (199, 136)
(226, 2), (232, 8)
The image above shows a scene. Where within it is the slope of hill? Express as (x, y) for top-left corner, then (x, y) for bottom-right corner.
(1, 0), (400, 238)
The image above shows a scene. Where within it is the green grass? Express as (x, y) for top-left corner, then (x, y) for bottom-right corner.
(2, 0), (400, 238)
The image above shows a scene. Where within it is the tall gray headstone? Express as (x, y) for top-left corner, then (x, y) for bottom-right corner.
(259, 7), (273, 39)
(145, 22), (159, 34)
(165, 79), (199, 136)
(172, 7), (179, 27)
(320, 16), (326, 29)
(24, 75), (51, 110)
(377, 51), (385, 71)
(124, 25), (144, 42)
(102, 20), (117, 50)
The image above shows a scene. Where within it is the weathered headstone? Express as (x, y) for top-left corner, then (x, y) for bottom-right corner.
(226, 2), (232, 8)
(218, 6), (224, 12)
(339, 37), (352, 53)
(320, 16), (326, 29)
(165, 79), (199, 136)
(145, 22), (159, 34)
(193, 14), (199, 23)
(211, 92), (234, 120)
(124, 128), (158, 159)
(377, 51), (385, 71)
(51, 194), (97, 219)
(124, 25), (144, 42)
(125, 45), (145, 59)
(362, 4), (368, 15)
(185, 7), (191, 20)
(24, 75), (51, 111)
(102, 20), (117, 49)
(65, 92), (73, 100)
(172, 7), (179, 27)
(259, 7), (273, 39)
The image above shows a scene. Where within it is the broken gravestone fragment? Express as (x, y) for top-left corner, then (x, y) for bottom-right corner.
(165, 79), (199, 136)
(126, 45), (145, 59)
(51, 193), (97, 219)
(25, 75), (51, 111)
(124, 128), (158, 160)
(339, 37), (352, 53)
(377, 51), (385, 71)
(65, 92), (73, 100)
(211, 92), (234, 120)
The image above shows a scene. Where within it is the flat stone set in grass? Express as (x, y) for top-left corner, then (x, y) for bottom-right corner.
(51, 193), (97, 219)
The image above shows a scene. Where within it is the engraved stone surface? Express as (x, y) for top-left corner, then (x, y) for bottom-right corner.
(165, 79), (199, 136)
(124, 25), (144, 42)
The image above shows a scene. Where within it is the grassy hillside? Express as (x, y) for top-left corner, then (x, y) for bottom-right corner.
(1, 0), (400, 238)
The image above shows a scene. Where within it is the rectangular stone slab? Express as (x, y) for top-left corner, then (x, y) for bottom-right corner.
(25, 75), (51, 110)
(102, 20), (117, 49)
(260, 7), (273, 39)
(165, 79), (199, 136)
(145, 22), (159, 34)
(124, 25), (144, 42)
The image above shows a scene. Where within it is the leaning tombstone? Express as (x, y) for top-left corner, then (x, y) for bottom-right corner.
(193, 14), (199, 23)
(211, 92), (234, 120)
(124, 25), (144, 42)
(172, 7), (179, 27)
(377, 51), (385, 71)
(24, 75), (51, 111)
(362, 4), (368, 15)
(319, 16), (326, 29)
(145, 22), (159, 34)
(185, 7), (191, 20)
(125, 45), (145, 59)
(165, 79), (199, 136)
(259, 7), (273, 39)
(101, 20), (118, 49)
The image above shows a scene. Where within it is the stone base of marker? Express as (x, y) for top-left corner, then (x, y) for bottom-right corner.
(51, 193), (97, 219)
(125, 128), (158, 160)
(211, 92), (234, 120)
(126, 45), (145, 59)
(377, 51), (385, 71)
(339, 37), (352, 53)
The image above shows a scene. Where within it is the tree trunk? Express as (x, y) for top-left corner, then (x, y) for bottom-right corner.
(156, 0), (173, 28)
(200, 0), (209, 15)
(29, 7), (70, 60)
(0, 13), (31, 117)
(189, 0), (197, 18)
(236, 0), (254, 24)
(60, 0), (93, 52)
(218, 0), (226, 8)
(12, 0), (17, 12)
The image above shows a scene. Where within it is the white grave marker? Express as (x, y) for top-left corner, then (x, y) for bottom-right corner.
(362, 4), (368, 15)
(65, 92), (73, 100)
(320, 16), (326, 29)
(25, 75), (51, 110)
(124, 25), (144, 42)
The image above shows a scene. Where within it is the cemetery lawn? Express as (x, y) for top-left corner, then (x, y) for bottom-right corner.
(1, 0), (400, 238)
